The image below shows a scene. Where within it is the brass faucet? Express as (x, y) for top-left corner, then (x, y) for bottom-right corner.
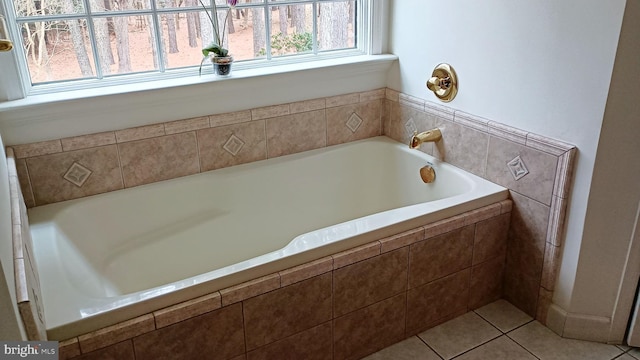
(410, 128), (442, 149)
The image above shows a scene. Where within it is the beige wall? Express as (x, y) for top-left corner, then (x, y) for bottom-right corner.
(388, 0), (638, 342)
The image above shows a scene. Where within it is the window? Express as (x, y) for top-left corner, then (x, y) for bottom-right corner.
(5, 0), (364, 90)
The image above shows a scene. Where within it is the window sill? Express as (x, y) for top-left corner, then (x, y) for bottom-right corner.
(0, 54), (397, 145)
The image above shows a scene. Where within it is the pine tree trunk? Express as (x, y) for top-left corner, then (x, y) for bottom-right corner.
(292, 5), (305, 33)
(186, 0), (198, 46)
(166, 12), (179, 53)
(227, 11), (235, 34)
(319, 2), (349, 50)
(114, 15), (132, 72)
(251, 7), (265, 56)
(62, 1), (93, 76)
(278, 6), (287, 35)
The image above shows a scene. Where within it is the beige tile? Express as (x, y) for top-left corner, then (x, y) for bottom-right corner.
(78, 314), (155, 353)
(488, 121), (529, 145)
(118, 132), (200, 188)
(15, 160), (35, 208)
(251, 104), (290, 120)
(418, 312), (500, 360)
(380, 227), (423, 253)
(325, 93), (360, 108)
(246, 322), (332, 360)
(617, 354), (637, 360)
(541, 242), (562, 290)
(553, 148), (577, 199)
(333, 293), (407, 360)
(115, 124), (165, 143)
(362, 336), (441, 360)
(133, 303), (244, 360)
(423, 214), (466, 239)
(27, 145), (123, 206)
(12, 139), (62, 159)
(58, 338), (81, 360)
(406, 269), (470, 335)
(279, 256), (333, 287)
(164, 116), (209, 135)
(434, 118), (489, 177)
(385, 88), (400, 102)
(469, 255), (505, 310)
(424, 100), (455, 121)
(464, 203), (502, 226)
(508, 321), (622, 360)
(629, 348), (640, 359)
(507, 191), (550, 279)
(153, 292), (222, 328)
(197, 121), (266, 172)
(332, 241), (381, 269)
(266, 109), (326, 158)
(536, 287), (553, 325)
(289, 98), (326, 114)
(474, 299), (533, 333)
(220, 273), (281, 306)
(500, 199), (513, 214)
(210, 110), (252, 127)
(360, 88), (386, 102)
(75, 340), (135, 360)
(503, 260), (541, 318)
(333, 247), (408, 317)
(399, 93), (425, 111)
(408, 225), (473, 289)
(455, 336), (537, 360)
(326, 100), (382, 146)
(473, 213), (509, 265)
(615, 345), (631, 352)
(385, 102), (437, 154)
(546, 195), (568, 247)
(453, 111), (490, 133)
(61, 131), (117, 151)
(243, 273), (332, 351)
(486, 136), (558, 206)
(525, 133), (575, 157)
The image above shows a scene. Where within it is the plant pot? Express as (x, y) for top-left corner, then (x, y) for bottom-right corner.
(212, 55), (233, 77)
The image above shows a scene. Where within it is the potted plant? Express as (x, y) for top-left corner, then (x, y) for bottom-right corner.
(198, 0), (237, 76)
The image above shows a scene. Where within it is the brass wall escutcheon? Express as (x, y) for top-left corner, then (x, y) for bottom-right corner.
(426, 63), (458, 102)
(420, 165), (436, 183)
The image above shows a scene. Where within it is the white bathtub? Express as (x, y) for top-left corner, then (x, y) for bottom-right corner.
(28, 136), (507, 339)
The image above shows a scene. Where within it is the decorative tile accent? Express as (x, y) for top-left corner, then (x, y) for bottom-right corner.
(399, 93), (425, 111)
(346, 113), (364, 133)
(507, 156), (530, 181)
(12, 139), (63, 159)
(63, 162), (93, 187)
(424, 100), (455, 121)
(405, 118), (418, 134)
(61, 132), (116, 152)
(223, 134), (246, 156)
(164, 116), (209, 135)
(453, 111), (490, 133)
(210, 110), (252, 127)
(251, 104), (290, 120)
(115, 124), (165, 143)
(197, 121), (266, 172)
(289, 98), (326, 114)
(488, 121), (528, 145)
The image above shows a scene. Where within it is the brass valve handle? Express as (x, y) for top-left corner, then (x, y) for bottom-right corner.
(426, 63), (458, 102)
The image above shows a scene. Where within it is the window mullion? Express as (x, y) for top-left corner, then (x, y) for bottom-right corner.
(264, 3), (271, 60)
(312, 1), (318, 55)
(150, 0), (166, 73)
(82, 0), (103, 79)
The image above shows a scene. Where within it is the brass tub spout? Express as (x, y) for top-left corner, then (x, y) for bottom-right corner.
(410, 128), (442, 149)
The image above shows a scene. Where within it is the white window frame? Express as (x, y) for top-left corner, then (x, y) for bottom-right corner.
(0, 0), (384, 100)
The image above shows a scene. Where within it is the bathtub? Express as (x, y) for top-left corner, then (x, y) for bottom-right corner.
(27, 136), (507, 340)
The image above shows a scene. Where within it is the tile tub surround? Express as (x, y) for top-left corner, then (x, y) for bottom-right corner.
(7, 89), (385, 207)
(56, 200), (512, 360)
(384, 89), (576, 321)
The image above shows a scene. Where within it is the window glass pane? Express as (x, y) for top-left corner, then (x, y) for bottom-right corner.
(159, 11), (207, 69)
(228, 6), (265, 60)
(90, 0), (151, 13)
(13, 0), (86, 17)
(318, 0), (355, 51)
(269, 4), (313, 57)
(19, 20), (96, 84)
(95, 15), (159, 76)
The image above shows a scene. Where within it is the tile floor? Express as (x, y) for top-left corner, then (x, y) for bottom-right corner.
(364, 300), (640, 360)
